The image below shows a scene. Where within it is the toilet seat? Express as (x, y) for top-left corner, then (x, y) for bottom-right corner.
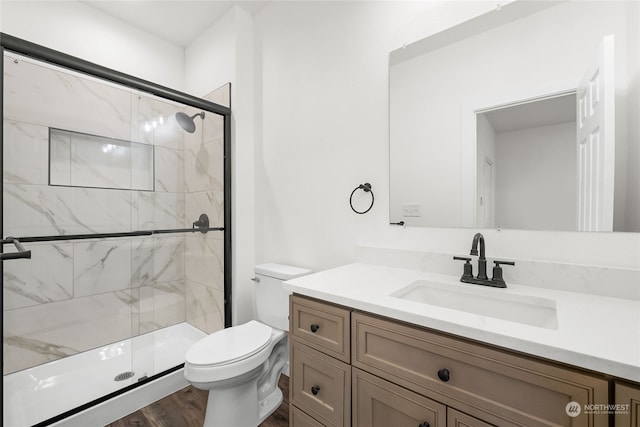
(185, 321), (273, 367)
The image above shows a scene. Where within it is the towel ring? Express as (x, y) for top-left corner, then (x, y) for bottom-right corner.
(350, 183), (374, 214)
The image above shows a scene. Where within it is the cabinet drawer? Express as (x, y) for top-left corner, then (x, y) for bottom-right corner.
(353, 367), (446, 427)
(615, 381), (640, 427)
(290, 340), (351, 427)
(352, 312), (608, 427)
(448, 408), (495, 427)
(290, 294), (350, 362)
(290, 404), (325, 427)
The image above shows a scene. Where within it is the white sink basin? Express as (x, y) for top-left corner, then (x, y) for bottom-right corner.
(391, 280), (558, 329)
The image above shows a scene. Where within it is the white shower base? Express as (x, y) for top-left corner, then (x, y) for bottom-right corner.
(3, 322), (206, 427)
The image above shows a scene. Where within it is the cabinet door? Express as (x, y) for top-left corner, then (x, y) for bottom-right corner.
(615, 381), (640, 427)
(353, 367), (446, 427)
(290, 404), (325, 427)
(448, 408), (495, 427)
(290, 341), (351, 427)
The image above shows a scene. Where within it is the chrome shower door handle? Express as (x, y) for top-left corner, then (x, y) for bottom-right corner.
(1, 237), (32, 261)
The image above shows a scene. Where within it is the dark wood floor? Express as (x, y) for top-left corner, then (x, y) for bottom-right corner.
(107, 375), (289, 427)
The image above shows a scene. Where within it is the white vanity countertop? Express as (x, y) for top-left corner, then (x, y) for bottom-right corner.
(284, 262), (640, 382)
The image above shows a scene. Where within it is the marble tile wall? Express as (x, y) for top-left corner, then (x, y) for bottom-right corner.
(2, 55), (229, 375)
(183, 86), (227, 335)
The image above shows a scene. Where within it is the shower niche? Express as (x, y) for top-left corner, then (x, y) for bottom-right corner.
(1, 36), (231, 426)
(49, 128), (155, 191)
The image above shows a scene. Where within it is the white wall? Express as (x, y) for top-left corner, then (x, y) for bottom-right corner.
(184, 8), (237, 97)
(254, 1), (409, 272)
(495, 122), (576, 231)
(390, 52), (462, 227)
(0, 1), (184, 89)
(253, 0), (639, 274)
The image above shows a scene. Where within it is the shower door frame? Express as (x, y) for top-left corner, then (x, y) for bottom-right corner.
(0, 32), (232, 420)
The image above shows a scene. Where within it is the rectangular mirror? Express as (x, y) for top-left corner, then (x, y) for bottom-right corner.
(389, 0), (639, 232)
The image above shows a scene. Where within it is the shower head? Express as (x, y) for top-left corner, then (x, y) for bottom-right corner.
(175, 111), (205, 133)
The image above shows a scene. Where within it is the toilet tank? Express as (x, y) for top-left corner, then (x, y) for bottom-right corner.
(254, 263), (311, 331)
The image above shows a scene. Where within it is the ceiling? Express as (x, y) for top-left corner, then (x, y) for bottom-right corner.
(483, 93), (577, 134)
(81, 1), (269, 47)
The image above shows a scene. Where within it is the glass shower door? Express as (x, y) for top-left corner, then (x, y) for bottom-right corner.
(2, 48), (228, 426)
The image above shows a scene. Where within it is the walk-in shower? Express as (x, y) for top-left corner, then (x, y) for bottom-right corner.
(1, 34), (231, 426)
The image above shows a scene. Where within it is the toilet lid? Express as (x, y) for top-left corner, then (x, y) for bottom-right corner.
(185, 321), (273, 366)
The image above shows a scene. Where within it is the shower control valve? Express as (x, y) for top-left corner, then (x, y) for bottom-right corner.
(192, 213), (210, 233)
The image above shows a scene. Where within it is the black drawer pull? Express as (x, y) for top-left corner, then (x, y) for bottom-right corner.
(437, 368), (450, 382)
(418, 423), (430, 427)
(311, 385), (320, 395)
(310, 324), (320, 333)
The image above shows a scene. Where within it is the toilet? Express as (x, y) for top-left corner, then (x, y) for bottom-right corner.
(184, 263), (311, 427)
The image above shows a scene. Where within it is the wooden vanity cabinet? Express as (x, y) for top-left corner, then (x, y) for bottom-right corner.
(290, 294), (612, 427)
(615, 381), (640, 427)
(289, 295), (351, 426)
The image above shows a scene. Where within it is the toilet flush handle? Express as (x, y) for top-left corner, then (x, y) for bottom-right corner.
(251, 277), (260, 283)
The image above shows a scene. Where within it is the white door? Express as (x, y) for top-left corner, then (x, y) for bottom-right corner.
(478, 157), (495, 228)
(576, 35), (615, 231)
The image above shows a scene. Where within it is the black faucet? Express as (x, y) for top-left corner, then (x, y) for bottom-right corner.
(453, 232), (515, 288)
(470, 232), (487, 280)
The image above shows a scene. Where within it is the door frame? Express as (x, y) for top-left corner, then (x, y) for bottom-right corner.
(461, 82), (577, 229)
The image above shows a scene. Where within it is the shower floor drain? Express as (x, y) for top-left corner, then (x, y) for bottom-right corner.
(114, 371), (135, 381)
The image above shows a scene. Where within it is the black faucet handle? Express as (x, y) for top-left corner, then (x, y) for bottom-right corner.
(453, 256), (473, 279)
(491, 260), (515, 287)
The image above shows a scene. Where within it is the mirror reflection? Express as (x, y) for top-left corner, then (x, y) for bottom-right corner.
(389, 0), (639, 232)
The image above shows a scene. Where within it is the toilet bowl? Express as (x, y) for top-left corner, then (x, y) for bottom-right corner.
(184, 263), (311, 427)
